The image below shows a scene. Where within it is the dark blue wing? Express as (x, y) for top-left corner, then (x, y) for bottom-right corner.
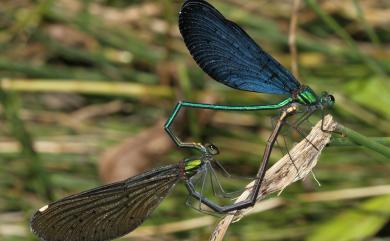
(179, 0), (301, 94)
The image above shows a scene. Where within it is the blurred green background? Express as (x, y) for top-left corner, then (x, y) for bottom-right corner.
(0, 0), (389, 240)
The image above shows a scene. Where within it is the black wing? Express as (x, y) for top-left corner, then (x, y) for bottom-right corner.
(30, 164), (180, 241)
(179, 0), (301, 94)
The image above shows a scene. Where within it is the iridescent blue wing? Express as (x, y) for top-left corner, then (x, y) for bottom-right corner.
(30, 164), (180, 241)
(179, 0), (301, 94)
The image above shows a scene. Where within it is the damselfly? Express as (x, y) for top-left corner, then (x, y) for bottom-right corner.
(164, 0), (335, 212)
(30, 142), (245, 241)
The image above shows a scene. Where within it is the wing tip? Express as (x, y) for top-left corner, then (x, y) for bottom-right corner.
(180, 0), (215, 13)
(29, 204), (53, 241)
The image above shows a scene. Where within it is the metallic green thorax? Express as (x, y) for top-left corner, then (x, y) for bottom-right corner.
(184, 158), (203, 177)
(296, 87), (319, 105)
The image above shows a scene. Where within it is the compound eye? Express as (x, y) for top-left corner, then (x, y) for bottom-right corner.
(329, 95), (335, 102)
(205, 143), (220, 155)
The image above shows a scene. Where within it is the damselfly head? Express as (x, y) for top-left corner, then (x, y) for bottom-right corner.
(205, 143), (220, 155)
(319, 92), (335, 108)
(195, 142), (220, 156)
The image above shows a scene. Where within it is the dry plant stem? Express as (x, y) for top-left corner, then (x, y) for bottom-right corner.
(288, 0), (301, 78)
(298, 185), (390, 202)
(0, 78), (173, 99)
(0, 140), (96, 154)
(210, 115), (337, 241)
(127, 216), (214, 237)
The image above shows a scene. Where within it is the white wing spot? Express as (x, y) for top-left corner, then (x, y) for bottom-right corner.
(39, 205), (49, 212)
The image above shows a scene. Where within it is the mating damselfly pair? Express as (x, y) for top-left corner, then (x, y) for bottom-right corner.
(30, 1), (335, 240)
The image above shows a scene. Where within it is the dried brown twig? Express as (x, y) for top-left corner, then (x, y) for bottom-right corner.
(210, 115), (337, 241)
(288, 0), (301, 79)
